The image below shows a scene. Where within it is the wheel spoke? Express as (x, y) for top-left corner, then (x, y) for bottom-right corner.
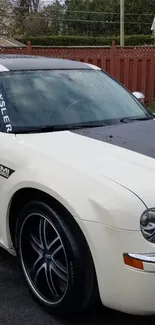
(53, 259), (67, 280)
(32, 257), (46, 286)
(51, 248), (68, 282)
(30, 233), (43, 255)
(45, 263), (58, 296)
(51, 261), (68, 282)
(52, 244), (63, 256)
(47, 236), (61, 252)
(39, 218), (48, 249)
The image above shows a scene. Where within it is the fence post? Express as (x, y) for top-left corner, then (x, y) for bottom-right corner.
(26, 41), (32, 55)
(110, 41), (116, 78)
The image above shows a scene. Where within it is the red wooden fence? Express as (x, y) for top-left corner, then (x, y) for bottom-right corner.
(1, 41), (155, 104)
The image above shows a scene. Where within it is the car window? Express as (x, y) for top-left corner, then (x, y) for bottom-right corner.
(0, 69), (151, 132)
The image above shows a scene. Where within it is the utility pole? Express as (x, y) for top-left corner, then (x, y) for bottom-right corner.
(120, 0), (124, 47)
(151, 15), (155, 45)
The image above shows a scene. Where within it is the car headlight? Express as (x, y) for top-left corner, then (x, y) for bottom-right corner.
(140, 208), (155, 243)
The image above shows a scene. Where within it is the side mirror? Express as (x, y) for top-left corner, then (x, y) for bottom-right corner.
(132, 91), (145, 103)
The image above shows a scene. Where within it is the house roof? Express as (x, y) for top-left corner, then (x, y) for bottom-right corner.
(0, 37), (25, 47)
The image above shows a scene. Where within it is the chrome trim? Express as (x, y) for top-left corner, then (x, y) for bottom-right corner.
(124, 253), (155, 263)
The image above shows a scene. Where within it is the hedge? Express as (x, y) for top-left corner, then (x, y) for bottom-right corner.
(16, 34), (154, 47)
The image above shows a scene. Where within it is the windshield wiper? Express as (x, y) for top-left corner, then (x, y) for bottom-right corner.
(120, 116), (153, 123)
(13, 125), (69, 134)
(13, 122), (107, 134)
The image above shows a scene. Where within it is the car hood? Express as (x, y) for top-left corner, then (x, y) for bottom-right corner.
(17, 119), (155, 208)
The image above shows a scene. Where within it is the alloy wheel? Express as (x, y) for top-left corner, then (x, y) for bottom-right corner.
(19, 212), (69, 305)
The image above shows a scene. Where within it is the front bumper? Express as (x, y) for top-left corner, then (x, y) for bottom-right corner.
(79, 219), (155, 315)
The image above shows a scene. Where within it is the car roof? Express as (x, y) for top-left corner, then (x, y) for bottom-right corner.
(0, 54), (101, 72)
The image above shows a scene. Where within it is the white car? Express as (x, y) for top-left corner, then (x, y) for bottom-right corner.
(0, 55), (155, 316)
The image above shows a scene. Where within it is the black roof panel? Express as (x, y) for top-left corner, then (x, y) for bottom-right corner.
(0, 55), (94, 71)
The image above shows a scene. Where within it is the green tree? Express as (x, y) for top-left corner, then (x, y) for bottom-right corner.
(43, 0), (64, 35)
(0, 0), (13, 35)
(11, 0), (155, 37)
(64, 0), (154, 36)
(11, 0), (42, 34)
(124, 0), (155, 35)
(64, 0), (91, 35)
(23, 12), (48, 36)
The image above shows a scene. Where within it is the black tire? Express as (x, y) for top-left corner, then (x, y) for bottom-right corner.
(15, 200), (97, 315)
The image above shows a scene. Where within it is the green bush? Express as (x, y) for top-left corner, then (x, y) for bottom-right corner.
(16, 35), (117, 46)
(16, 34), (154, 47)
(125, 35), (154, 46)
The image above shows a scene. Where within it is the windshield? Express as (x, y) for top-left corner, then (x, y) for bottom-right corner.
(0, 69), (151, 133)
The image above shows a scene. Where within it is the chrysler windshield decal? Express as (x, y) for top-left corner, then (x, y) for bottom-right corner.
(0, 164), (15, 179)
(0, 93), (12, 133)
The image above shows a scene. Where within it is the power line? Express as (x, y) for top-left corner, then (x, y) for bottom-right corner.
(0, 14), (152, 25)
(8, 6), (155, 16)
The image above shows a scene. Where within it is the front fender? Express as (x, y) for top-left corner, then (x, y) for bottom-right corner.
(1, 162), (146, 249)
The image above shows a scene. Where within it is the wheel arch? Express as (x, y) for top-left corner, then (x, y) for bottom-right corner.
(9, 187), (91, 255)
